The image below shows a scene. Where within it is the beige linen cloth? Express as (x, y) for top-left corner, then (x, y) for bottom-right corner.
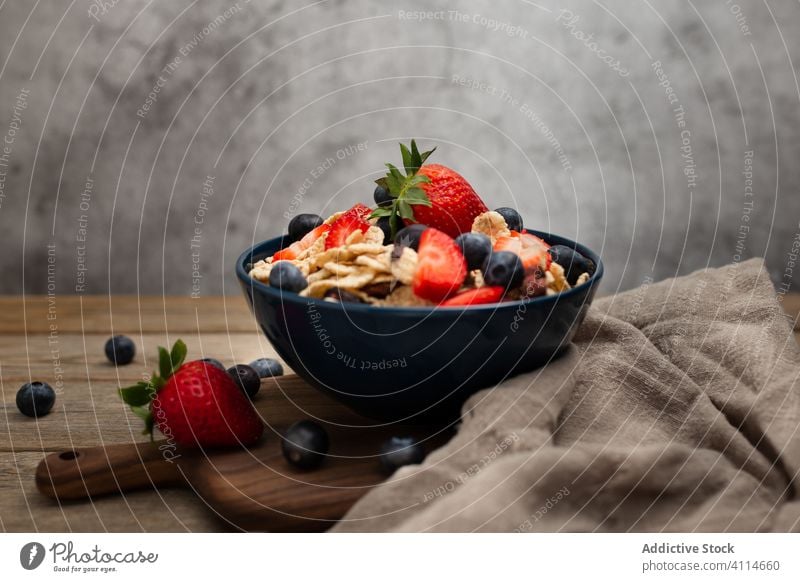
(334, 259), (800, 532)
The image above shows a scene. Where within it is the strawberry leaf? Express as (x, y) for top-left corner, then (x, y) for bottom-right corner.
(118, 382), (155, 407)
(370, 207), (393, 219)
(400, 143), (414, 175)
(398, 200), (415, 220)
(387, 164), (405, 187)
(158, 347), (172, 379)
(378, 140), (436, 239)
(150, 372), (165, 391)
(130, 405), (154, 439)
(412, 140), (436, 166)
(118, 337), (190, 439)
(410, 139), (422, 167)
(384, 168), (402, 194)
(405, 188), (432, 206)
(170, 339), (187, 371)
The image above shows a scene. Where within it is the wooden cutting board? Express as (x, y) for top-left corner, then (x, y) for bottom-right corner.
(35, 375), (452, 532)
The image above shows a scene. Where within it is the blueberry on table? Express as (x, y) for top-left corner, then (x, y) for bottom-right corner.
(282, 420), (330, 470)
(374, 184), (393, 207)
(548, 245), (595, 285)
(269, 261), (308, 293)
(104, 335), (135, 365)
(199, 357), (226, 371)
(379, 436), (426, 475)
(248, 357), (284, 379)
(16, 381), (56, 418)
(482, 251), (524, 290)
(288, 213), (324, 242)
(455, 232), (492, 271)
(393, 224), (427, 251)
(494, 207), (523, 232)
(227, 364), (261, 399)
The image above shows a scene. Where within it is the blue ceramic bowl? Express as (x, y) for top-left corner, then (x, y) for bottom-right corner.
(236, 231), (602, 423)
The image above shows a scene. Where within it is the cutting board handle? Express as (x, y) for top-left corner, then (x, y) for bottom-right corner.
(36, 442), (183, 500)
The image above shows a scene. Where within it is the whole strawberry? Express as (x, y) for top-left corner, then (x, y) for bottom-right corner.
(412, 164), (488, 237)
(371, 140), (488, 239)
(118, 340), (263, 448)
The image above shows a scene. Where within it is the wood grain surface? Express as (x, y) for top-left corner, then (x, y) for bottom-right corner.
(2, 296), (288, 532)
(2, 294), (799, 532)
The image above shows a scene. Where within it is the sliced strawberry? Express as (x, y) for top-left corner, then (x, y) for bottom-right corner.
(441, 286), (505, 307)
(512, 230), (550, 250)
(325, 203), (372, 249)
(493, 236), (521, 255)
(301, 223), (331, 245)
(326, 215), (369, 249)
(494, 232), (550, 271)
(412, 228), (467, 302)
(272, 246), (299, 261)
(273, 224), (330, 261)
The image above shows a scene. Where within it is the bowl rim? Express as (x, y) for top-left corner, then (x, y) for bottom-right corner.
(235, 229), (604, 314)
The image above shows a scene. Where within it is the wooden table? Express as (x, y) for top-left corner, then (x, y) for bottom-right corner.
(0, 295), (294, 532)
(2, 294), (799, 532)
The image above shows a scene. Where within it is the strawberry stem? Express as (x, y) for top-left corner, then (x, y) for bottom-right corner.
(117, 339), (188, 438)
(369, 139), (435, 239)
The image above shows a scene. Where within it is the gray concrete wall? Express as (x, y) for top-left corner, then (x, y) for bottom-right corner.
(1, 0), (798, 297)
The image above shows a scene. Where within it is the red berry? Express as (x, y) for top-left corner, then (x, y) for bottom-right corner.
(151, 361), (263, 448)
(272, 247), (298, 261)
(494, 231), (550, 272)
(412, 228), (467, 302)
(521, 269), (547, 298)
(440, 286), (505, 306)
(324, 203), (371, 249)
(410, 164), (488, 238)
(273, 224), (330, 261)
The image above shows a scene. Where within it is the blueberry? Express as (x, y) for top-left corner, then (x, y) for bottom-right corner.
(248, 357), (284, 379)
(282, 420), (330, 470)
(16, 381), (56, 418)
(199, 357), (226, 371)
(288, 213), (323, 242)
(455, 233), (492, 271)
(394, 224), (427, 251)
(374, 185), (393, 207)
(104, 335), (135, 365)
(495, 207), (523, 232)
(482, 251), (524, 289)
(227, 364), (261, 399)
(269, 261), (308, 293)
(379, 436), (425, 475)
(376, 216), (392, 244)
(548, 245), (595, 285)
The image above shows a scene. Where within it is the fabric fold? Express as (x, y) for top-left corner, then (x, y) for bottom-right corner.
(334, 259), (800, 532)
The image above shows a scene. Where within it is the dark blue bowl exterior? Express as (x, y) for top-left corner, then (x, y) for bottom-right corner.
(236, 231), (602, 423)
